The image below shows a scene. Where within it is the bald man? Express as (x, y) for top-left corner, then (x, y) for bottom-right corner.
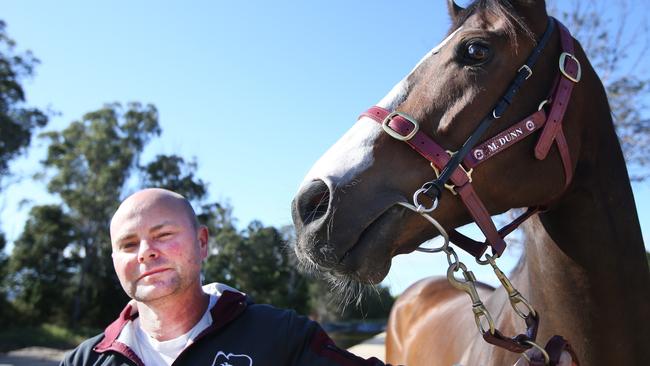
(60, 188), (387, 366)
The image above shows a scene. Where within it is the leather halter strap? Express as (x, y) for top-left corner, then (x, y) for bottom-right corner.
(359, 17), (581, 260)
(528, 335), (581, 366)
(361, 105), (505, 258)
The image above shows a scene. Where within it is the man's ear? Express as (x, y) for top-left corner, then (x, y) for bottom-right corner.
(198, 225), (209, 259)
(447, 0), (464, 22)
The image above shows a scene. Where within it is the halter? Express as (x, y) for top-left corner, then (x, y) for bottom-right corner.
(360, 17), (581, 261)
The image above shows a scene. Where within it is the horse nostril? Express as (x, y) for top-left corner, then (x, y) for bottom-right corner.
(296, 179), (331, 225)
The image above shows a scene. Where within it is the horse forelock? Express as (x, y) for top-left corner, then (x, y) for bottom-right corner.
(452, 0), (535, 45)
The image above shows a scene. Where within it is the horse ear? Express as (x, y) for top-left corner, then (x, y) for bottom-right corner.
(510, 0), (548, 34)
(447, 0), (464, 20)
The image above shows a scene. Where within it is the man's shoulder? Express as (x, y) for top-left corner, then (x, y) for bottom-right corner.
(60, 333), (105, 365)
(244, 303), (312, 326)
(228, 302), (321, 345)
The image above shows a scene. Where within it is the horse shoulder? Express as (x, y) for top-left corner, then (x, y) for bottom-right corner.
(386, 276), (495, 366)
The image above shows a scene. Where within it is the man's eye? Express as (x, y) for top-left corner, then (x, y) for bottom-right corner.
(121, 242), (137, 250)
(157, 232), (172, 239)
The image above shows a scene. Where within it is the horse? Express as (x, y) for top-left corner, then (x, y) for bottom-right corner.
(291, 0), (649, 365)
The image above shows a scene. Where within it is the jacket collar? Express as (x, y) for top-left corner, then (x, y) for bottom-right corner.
(93, 290), (248, 361)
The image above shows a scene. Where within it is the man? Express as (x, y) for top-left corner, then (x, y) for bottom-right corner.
(60, 188), (386, 366)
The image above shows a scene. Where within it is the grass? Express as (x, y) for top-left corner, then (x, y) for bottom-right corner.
(0, 324), (100, 352)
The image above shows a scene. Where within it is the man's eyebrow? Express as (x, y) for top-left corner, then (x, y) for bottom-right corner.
(149, 221), (178, 233)
(115, 233), (138, 245)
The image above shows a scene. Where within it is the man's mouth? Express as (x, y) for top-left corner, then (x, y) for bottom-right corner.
(138, 268), (170, 281)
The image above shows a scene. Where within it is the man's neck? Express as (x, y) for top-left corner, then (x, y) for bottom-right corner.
(136, 285), (210, 341)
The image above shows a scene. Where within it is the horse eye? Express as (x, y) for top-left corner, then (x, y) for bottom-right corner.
(465, 43), (490, 62)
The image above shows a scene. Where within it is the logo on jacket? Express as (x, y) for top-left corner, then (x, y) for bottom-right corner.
(211, 351), (253, 366)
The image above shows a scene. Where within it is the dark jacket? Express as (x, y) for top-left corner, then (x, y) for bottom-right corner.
(60, 290), (387, 366)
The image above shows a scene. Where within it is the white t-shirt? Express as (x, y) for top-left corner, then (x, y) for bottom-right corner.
(116, 283), (240, 366)
(133, 294), (217, 366)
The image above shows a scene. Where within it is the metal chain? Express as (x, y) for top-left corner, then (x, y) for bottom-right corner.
(399, 200), (495, 334)
(399, 197), (540, 349)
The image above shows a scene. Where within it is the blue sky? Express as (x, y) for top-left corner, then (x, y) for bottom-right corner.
(1, 0), (648, 295)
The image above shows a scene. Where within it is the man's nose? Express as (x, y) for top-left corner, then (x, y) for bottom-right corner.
(138, 240), (159, 263)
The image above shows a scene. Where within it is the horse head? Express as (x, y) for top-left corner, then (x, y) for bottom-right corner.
(292, 0), (583, 286)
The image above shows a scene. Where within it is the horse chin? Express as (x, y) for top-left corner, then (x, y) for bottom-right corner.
(336, 203), (421, 284)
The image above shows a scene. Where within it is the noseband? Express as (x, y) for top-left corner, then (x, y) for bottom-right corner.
(361, 17), (581, 261)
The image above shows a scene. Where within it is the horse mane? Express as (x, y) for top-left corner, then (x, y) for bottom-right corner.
(452, 0), (535, 44)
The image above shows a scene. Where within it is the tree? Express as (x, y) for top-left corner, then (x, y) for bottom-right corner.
(0, 18), (48, 327)
(0, 232), (17, 327)
(140, 154), (207, 203)
(549, 0), (650, 180)
(8, 205), (75, 324)
(203, 220), (311, 315)
(38, 102), (160, 326)
(0, 20), (48, 182)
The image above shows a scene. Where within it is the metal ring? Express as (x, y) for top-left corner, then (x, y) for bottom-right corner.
(476, 252), (499, 265)
(397, 201), (449, 253)
(412, 187), (439, 213)
(522, 340), (550, 366)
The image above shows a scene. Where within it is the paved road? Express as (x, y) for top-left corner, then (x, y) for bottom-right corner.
(0, 347), (67, 366)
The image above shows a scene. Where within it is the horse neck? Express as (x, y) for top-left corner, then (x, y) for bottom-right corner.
(516, 69), (650, 363)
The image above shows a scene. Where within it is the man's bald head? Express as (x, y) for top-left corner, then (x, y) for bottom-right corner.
(110, 188), (199, 244)
(109, 188), (209, 304)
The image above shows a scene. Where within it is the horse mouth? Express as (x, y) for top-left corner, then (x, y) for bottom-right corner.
(335, 202), (446, 283)
(336, 204), (409, 283)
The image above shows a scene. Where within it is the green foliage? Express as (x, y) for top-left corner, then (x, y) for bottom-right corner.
(203, 219), (311, 314)
(306, 278), (394, 322)
(342, 286), (394, 320)
(0, 18), (48, 328)
(8, 205), (75, 324)
(41, 102), (160, 221)
(140, 154), (207, 203)
(0, 232), (18, 327)
(0, 20), (48, 179)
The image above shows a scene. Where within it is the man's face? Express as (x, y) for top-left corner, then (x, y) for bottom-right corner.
(110, 193), (208, 303)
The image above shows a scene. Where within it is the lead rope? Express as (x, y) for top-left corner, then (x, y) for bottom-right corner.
(398, 199), (551, 366)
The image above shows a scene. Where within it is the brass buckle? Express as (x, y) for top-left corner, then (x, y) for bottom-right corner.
(382, 111), (419, 141)
(430, 151), (473, 195)
(559, 52), (581, 83)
